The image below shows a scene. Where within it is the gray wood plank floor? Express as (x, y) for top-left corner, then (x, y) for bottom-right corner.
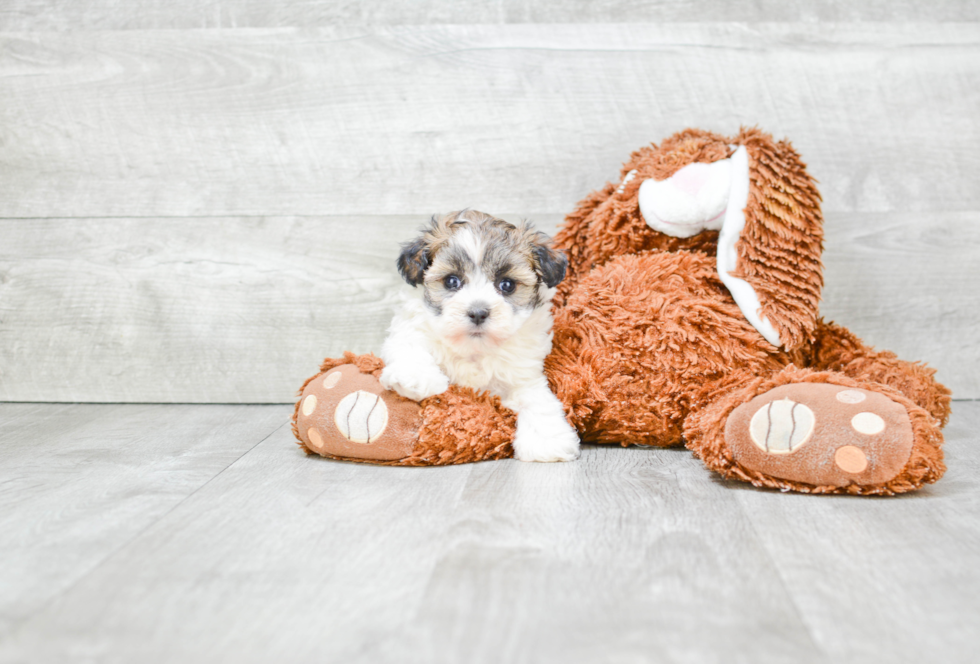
(2, 402), (977, 664)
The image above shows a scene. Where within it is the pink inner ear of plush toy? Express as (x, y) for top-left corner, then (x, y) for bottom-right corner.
(638, 157), (732, 235)
(670, 162), (712, 195)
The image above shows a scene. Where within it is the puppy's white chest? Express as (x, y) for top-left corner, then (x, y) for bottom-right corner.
(442, 354), (499, 394)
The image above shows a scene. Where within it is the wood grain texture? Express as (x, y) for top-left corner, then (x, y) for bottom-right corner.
(1, 24), (979, 219)
(1, 211), (975, 403)
(0, 403), (287, 643)
(0, 401), (977, 663)
(3, 1), (979, 30)
(820, 210), (980, 399)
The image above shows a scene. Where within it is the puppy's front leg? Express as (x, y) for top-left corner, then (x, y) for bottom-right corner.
(504, 379), (580, 463)
(379, 312), (450, 401)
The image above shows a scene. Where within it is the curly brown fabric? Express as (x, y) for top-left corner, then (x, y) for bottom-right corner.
(547, 250), (786, 447)
(400, 387), (515, 465)
(809, 320), (952, 426)
(546, 127), (948, 494)
(732, 128), (824, 351)
(552, 129), (733, 307)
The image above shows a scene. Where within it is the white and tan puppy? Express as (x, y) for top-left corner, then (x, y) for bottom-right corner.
(380, 210), (580, 462)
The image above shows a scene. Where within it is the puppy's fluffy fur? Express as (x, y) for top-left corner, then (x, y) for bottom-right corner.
(380, 210), (580, 462)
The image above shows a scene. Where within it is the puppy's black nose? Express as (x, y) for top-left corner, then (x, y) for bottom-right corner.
(467, 307), (490, 326)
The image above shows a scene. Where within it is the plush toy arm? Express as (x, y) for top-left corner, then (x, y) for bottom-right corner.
(726, 129), (825, 351)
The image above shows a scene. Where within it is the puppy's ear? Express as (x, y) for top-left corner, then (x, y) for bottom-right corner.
(396, 237), (430, 287)
(532, 242), (568, 288)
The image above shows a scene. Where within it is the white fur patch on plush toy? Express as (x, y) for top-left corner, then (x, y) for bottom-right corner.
(715, 146), (782, 347)
(616, 169), (638, 194)
(638, 158), (732, 238)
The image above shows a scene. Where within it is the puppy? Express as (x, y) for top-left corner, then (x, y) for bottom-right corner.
(380, 210), (580, 462)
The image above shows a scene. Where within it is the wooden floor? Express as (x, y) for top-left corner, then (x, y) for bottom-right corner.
(1, 401), (977, 663)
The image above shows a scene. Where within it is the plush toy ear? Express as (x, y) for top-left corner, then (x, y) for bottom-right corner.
(724, 128), (825, 351)
(533, 243), (568, 288)
(396, 237), (430, 287)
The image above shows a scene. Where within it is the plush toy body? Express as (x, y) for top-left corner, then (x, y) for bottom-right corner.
(294, 128), (951, 495)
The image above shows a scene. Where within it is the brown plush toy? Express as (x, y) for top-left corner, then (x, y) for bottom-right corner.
(294, 127), (951, 495)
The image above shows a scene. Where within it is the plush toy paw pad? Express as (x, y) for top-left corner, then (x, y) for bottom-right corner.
(333, 390), (388, 443)
(725, 383), (914, 488)
(748, 398), (815, 453)
(296, 364), (421, 461)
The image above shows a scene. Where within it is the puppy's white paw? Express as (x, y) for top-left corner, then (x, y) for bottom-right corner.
(513, 417), (581, 463)
(380, 362), (450, 401)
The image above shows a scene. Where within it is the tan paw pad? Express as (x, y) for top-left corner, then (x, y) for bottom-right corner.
(749, 398), (815, 453)
(334, 390), (388, 444)
(301, 394), (318, 416)
(295, 364), (421, 461)
(835, 445), (868, 473)
(307, 428), (324, 450)
(836, 389), (866, 404)
(725, 383), (914, 488)
(851, 412), (885, 435)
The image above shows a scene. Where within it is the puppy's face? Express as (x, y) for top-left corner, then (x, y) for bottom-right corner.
(397, 211), (567, 348)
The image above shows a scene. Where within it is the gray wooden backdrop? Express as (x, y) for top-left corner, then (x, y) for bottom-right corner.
(1, 4), (978, 403)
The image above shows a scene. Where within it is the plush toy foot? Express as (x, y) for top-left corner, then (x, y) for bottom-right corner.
(686, 371), (945, 495)
(726, 383), (920, 488)
(295, 363), (421, 462)
(293, 352), (516, 466)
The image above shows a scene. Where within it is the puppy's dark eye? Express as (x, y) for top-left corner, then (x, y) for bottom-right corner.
(444, 275), (462, 290)
(497, 278), (516, 294)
